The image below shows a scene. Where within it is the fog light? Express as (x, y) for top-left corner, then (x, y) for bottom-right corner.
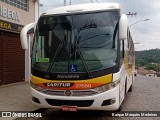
(32, 96), (41, 104)
(110, 98), (116, 104)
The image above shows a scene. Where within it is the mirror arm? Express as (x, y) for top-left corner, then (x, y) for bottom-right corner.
(20, 22), (36, 50)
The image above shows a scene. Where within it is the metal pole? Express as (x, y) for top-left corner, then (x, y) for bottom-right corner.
(90, 0), (94, 3)
(64, 0), (66, 6)
(95, 0), (99, 2)
(37, 0), (39, 17)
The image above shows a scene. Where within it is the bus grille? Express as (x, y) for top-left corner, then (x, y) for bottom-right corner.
(41, 89), (99, 96)
(45, 99), (94, 107)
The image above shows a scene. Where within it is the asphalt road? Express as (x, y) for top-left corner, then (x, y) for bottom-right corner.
(15, 75), (160, 120)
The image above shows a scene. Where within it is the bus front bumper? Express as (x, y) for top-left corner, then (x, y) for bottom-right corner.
(31, 85), (120, 111)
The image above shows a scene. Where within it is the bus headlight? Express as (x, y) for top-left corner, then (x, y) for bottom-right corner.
(94, 80), (120, 92)
(30, 81), (44, 91)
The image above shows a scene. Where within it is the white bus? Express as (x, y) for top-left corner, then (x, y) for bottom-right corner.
(20, 3), (135, 111)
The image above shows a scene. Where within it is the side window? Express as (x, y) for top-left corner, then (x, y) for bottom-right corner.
(127, 31), (130, 48)
(128, 31), (132, 63)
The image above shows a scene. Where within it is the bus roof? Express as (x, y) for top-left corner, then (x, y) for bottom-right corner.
(43, 3), (122, 16)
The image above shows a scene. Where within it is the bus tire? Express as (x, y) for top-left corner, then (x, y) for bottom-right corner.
(117, 104), (122, 112)
(129, 75), (133, 92)
(128, 84), (132, 92)
(134, 73), (137, 76)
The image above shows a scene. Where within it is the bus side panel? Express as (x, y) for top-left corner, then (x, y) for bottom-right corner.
(119, 64), (126, 105)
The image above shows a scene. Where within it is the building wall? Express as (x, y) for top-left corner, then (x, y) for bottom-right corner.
(0, 1), (36, 26)
(0, 0), (37, 85)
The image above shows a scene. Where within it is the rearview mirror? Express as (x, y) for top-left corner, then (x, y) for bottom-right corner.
(119, 14), (128, 40)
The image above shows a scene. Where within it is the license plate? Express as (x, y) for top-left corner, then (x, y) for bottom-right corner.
(61, 106), (77, 112)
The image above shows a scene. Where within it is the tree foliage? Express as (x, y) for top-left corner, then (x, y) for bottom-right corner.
(135, 49), (160, 71)
(145, 64), (158, 71)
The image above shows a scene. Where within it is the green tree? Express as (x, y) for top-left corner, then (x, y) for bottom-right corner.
(135, 49), (160, 69)
(145, 64), (158, 71)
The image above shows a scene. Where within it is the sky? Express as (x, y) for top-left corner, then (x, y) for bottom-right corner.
(39, 0), (160, 51)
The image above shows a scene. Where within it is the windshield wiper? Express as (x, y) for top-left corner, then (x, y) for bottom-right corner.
(47, 43), (63, 73)
(73, 36), (93, 78)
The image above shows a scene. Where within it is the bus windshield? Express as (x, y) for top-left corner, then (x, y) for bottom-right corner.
(32, 11), (119, 74)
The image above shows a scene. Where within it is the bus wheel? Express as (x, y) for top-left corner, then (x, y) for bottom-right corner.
(129, 75), (133, 92)
(128, 84), (132, 92)
(117, 103), (123, 112)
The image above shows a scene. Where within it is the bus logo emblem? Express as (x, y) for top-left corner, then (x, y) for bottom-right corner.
(65, 90), (72, 96)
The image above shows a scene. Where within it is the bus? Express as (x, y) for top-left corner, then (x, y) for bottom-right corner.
(20, 3), (135, 111)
